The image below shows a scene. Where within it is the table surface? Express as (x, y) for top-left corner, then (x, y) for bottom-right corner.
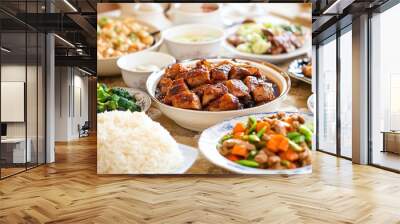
(99, 60), (312, 174)
(97, 4), (312, 173)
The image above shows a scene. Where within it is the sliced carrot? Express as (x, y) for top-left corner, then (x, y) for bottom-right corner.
(233, 123), (246, 134)
(266, 134), (285, 152)
(227, 154), (240, 162)
(282, 149), (299, 162)
(256, 121), (270, 132)
(278, 137), (289, 152)
(233, 132), (244, 139)
(231, 145), (248, 157)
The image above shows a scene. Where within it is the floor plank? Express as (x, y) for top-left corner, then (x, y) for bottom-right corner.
(0, 135), (399, 224)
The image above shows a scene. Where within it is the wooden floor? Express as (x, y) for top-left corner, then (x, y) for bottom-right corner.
(0, 136), (400, 224)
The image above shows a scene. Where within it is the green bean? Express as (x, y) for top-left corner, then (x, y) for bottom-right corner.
(288, 140), (304, 152)
(293, 135), (305, 144)
(256, 126), (267, 138)
(237, 160), (259, 168)
(299, 125), (313, 142)
(247, 150), (257, 160)
(247, 118), (257, 134)
(287, 131), (301, 140)
(248, 134), (260, 142)
(220, 134), (232, 143)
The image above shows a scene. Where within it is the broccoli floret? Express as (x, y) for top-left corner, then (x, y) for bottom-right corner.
(105, 100), (118, 111)
(97, 85), (111, 103)
(97, 102), (106, 113)
(118, 97), (141, 112)
(111, 88), (133, 100)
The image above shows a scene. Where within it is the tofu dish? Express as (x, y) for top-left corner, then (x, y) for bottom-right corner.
(155, 59), (280, 111)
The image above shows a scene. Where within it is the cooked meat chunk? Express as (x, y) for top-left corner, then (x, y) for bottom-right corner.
(185, 67), (211, 88)
(202, 83), (228, 106)
(254, 150), (268, 164)
(196, 59), (213, 70)
(165, 63), (188, 80)
(206, 93), (240, 111)
(224, 79), (250, 98)
(210, 64), (231, 83)
(226, 35), (245, 47)
(155, 60), (280, 111)
(171, 91), (202, 110)
(229, 65), (261, 79)
(164, 79), (190, 104)
(243, 76), (259, 92)
(158, 77), (173, 96)
(192, 84), (211, 99)
(252, 82), (276, 103)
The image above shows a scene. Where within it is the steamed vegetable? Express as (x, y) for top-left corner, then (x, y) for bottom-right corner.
(97, 83), (141, 113)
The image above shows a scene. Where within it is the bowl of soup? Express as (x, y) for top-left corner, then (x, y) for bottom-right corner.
(162, 24), (225, 60)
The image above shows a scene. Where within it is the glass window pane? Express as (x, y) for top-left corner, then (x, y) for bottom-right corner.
(317, 37), (337, 154)
(340, 29), (352, 158)
(1, 31), (27, 177)
(371, 3), (400, 171)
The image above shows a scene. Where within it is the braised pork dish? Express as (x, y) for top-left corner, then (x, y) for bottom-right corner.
(155, 59), (280, 111)
(227, 20), (306, 55)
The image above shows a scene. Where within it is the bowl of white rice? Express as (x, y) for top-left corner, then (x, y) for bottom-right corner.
(97, 111), (198, 174)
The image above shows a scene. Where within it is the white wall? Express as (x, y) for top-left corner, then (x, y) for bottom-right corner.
(54, 67), (89, 141)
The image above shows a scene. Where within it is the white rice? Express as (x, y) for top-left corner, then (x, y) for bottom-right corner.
(97, 111), (183, 174)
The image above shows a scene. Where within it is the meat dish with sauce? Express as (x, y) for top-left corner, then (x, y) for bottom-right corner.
(155, 59), (280, 111)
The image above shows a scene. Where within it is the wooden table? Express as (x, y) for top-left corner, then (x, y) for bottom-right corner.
(98, 4), (312, 174)
(98, 60), (312, 174)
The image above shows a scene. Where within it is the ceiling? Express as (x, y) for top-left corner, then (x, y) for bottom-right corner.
(312, 0), (392, 44)
(0, 0), (96, 74)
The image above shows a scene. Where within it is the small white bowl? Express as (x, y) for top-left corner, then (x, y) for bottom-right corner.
(146, 58), (291, 131)
(162, 24), (225, 60)
(167, 3), (223, 27)
(117, 52), (176, 90)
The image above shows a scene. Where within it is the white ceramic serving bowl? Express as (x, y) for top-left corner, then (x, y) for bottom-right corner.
(117, 52), (176, 90)
(198, 112), (313, 174)
(223, 17), (311, 63)
(146, 58), (291, 132)
(97, 19), (163, 77)
(162, 24), (225, 61)
(167, 3), (223, 27)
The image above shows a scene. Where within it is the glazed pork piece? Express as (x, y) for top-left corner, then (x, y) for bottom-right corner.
(171, 91), (202, 110)
(155, 59), (280, 111)
(252, 82), (276, 103)
(229, 65), (261, 80)
(224, 79), (250, 98)
(163, 78), (190, 104)
(210, 64), (232, 83)
(158, 77), (173, 96)
(243, 76), (259, 91)
(202, 83), (228, 106)
(206, 93), (240, 111)
(185, 67), (211, 88)
(164, 63), (189, 80)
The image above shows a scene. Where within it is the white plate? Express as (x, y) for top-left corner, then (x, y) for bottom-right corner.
(173, 144), (199, 174)
(307, 94), (315, 114)
(223, 17), (311, 63)
(198, 112), (312, 174)
(116, 87), (152, 112)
